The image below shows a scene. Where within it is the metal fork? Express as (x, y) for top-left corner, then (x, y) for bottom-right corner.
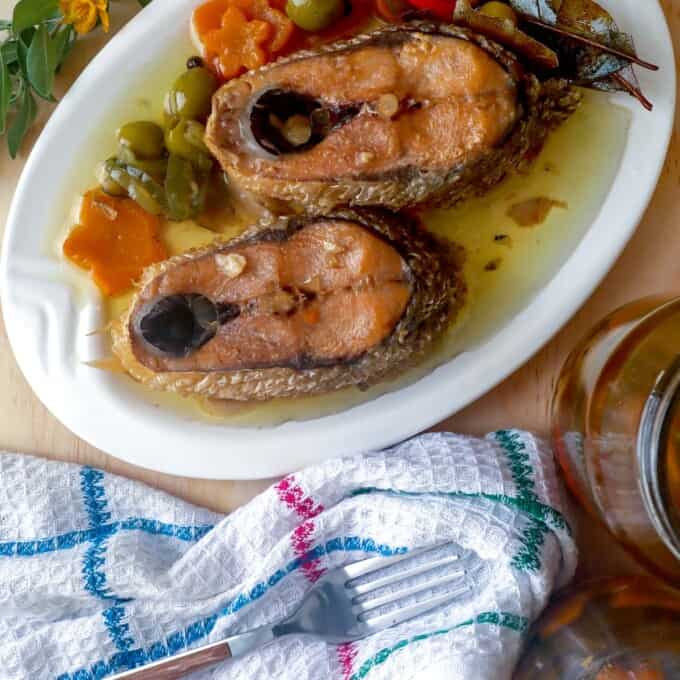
(109, 543), (479, 679)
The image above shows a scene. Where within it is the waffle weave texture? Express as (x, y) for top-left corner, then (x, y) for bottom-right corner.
(0, 430), (576, 680)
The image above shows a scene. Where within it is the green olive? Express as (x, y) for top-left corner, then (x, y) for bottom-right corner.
(478, 1), (517, 23)
(115, 145), (168, 180)
(164, 119), (212, 171)
(101, 158), (166, 215)
(116, 121), (165, 160)
(129, 157), (168, 181)
(116, 145), (138, 165)
(96, 161), (127, 197)
(165, 154), (208, 221)
(285, 0), (344, 32)
(164, 67), (218, 122)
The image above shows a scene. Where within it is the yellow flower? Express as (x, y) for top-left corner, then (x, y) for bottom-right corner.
(60, 0), (110, 35)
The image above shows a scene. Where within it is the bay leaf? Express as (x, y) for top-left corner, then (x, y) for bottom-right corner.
(508, 0), (561, 23)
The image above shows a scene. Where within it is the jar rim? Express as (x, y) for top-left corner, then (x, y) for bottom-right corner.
(637, 353), (680, 560)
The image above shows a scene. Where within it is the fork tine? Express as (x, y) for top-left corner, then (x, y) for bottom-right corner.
(342, 543), (459, 583)
(340, 545), (437, 581)
(346, 546), (468, 597)
(351, 561), (469, 610)
(357, 582), (472, 631)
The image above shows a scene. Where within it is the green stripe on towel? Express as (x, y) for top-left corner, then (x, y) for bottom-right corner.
(349, 611), (528, 680)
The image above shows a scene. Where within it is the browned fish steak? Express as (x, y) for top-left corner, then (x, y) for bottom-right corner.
(206, 22), (579, 213)
(112, 211), (465, 400)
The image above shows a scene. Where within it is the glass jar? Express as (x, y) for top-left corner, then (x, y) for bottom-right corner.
(514, 577), (680, 679)
(551, 296), (680, 584)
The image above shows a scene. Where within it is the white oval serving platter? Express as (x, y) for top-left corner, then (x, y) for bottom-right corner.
(0, 0), (675, 479)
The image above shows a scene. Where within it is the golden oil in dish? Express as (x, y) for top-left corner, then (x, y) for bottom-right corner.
(55, 34), (631, 426)
(123, 90), (631, 427)
(425, 89), (631, 353)
(217, 90), (630, 426)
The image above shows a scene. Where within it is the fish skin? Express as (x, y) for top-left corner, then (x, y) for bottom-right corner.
(111, 210), (465, 400)
(206, 21), (581, 214)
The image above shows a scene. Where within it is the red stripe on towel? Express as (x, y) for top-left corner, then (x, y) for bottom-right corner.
(276, 475), (324, 520)
(276, 476), (356, 679)
(337, 641), (358, 680)
(276, 475), (325, 582)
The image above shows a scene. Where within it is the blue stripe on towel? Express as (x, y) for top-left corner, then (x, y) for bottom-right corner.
(76, 469), (213, 652)
(56, 536), (408, 680)
(79, 469), (131, 650)
(80, 468), (112, 527)
(80, 469), (116, 602)
(0, 520), (214, 556)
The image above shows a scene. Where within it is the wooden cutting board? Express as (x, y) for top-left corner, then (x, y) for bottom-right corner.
(2, 0), (674, 579)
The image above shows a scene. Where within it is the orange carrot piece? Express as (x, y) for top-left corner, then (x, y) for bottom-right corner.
(63, 191), (167, 296)
(206, 6), (271, 77)
(608, 588), (680, 613)
(595, 664), (634, 680)
(231, 0), (294, 52)
(193, 0), (295, 80)
(192, 0), (231, 37)
(633, 660), (666, 680)
(538, 593), (590, 638)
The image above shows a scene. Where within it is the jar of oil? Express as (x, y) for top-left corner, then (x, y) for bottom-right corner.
(552, 296), (680, 585)
(515, 577), (680, 679)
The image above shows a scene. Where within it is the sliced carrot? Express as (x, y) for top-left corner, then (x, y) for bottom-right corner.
(595, 660), (666, 680)
(192, 0), (296, 80)
(63, 191), (167, 296)
(608, 586), (680, 613)
(633, 660), (666, 680)
(230, 0), (294, 52)
(538, 593), (590, 638)
(595, 665), (635, 680)
(192, 0), (231, 40)
(204, 6), (272, 77)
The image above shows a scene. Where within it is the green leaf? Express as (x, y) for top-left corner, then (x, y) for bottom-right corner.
(13, 0), (59, 36)
(53, 24), (75, 70)
(8, 76), (24, 105)
(26, 23), (57, 100)
(0, 19), (12, 31)
(1, 40), (18, 66)
(0, 49), (9, 134)
(7, 86), (37, 158)
(16, 32), (31, 83)
(138, 0), (153, 6)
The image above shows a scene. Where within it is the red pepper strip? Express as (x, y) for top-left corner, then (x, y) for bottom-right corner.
(407, 0), (456, 20)
(376, 0), (411, 21)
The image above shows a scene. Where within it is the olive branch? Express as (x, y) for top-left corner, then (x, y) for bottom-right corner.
(0, 0), (149, 158)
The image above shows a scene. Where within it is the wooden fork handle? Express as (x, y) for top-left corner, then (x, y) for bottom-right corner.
(108, 626), (276, 679)
(108, 639), (231, 680)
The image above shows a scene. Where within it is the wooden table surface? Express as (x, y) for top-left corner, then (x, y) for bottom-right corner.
(2, 0), (677, 580)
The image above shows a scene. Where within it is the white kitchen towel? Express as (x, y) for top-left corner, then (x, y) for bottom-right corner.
(0, 430), (575, 680)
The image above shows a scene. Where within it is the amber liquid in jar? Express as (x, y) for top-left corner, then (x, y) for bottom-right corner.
(515, 578), (680, 679)
(552, 297), (680, 584)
